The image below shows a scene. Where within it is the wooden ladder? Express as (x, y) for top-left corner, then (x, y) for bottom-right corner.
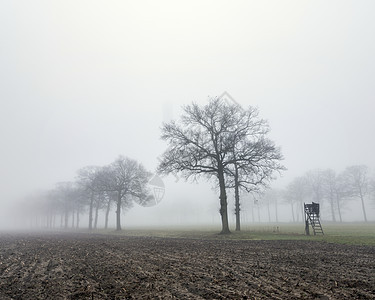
(309, 212), (324, 235)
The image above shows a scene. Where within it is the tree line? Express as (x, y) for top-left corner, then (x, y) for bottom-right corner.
(283, 165), (375, 223)
(236, 164), (375, 225)
(22, 156), (153, 231)
(25, 98), (374, 232)
(22, 97), (284, 233)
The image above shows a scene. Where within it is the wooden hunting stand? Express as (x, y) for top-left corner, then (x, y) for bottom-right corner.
(304, 202), (324, 235)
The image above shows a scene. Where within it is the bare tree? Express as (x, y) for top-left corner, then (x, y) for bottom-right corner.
(322, 169), (338, 222)
(104, 191), (116, 229)
(370, 175), (375, 208)
(54, 182), (79, 229)
(305, 169), (326, 219)
(226, 118), (284, 230)
(72, 186), (86, 229)
(322, 169), (352, 222)
(259, 188), (282, 223)
(158, 98), (283, 233)
(284, 176), (308, 222)
(76, 166), (102, 230)
(101, 156), (151, 231)
(219, 103), (284, 231)
(93, 191), (106, 230)
(342, 165), (370, 222)
(158, 99), (242, 233)
(66, 185), (86, 229)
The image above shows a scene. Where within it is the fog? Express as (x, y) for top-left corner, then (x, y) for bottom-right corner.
(1, 1), (375, 230)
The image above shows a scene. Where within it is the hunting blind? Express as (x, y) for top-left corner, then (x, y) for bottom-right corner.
(304, 202), (324, 235)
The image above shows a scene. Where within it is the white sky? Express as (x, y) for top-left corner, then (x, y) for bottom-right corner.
(1, 1), (375, 226)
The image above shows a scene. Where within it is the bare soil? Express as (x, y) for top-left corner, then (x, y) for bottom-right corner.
(0, 233), (374, 299)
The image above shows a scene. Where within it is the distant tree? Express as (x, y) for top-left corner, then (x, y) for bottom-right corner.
(322, 169), (338, 222)
(370, 175), (375, 208)
(67, 186), (85, 229)
(305, 169), (325, 203)
(304, 169), (329, 220)
(158, 98), (283, 234)
(342, 165), (370, 222)
(101, 156), (151, 231)
(21, 191), (51, 229)
(103, 191), (116, 229)
(259, 188), (282, 223)
(55, 182), (77, 229)
(322, 169), (352, 222)
(93, 191), (106, 230)
(283, 176), (308, 222)
(72, 186), (86, 229)
(76, 166), (102, 230)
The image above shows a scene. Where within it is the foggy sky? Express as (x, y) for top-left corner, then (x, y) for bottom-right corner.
(1, 1), (375, 227)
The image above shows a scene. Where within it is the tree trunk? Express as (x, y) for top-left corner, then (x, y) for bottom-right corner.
(330, 195), (336, 222)
(89, 193), (94, 231)
(50, 214), (54, 229)
(116, 191), (122, 231)
(71, 209), (75, 228)
(46, 213), (50, 229)
(76, 209), (80, 229)
(296, 203), (300, 222)
(336, 194), (342, 222)
(291, 203), (295, 222)
(105, 200), (111, 229)
(218, 170), (230, 234)
(267, 200), (271, 223)
(94, 201), (99, 230)
(64, 208), (68, 229)
(275, 198), (279, 223)
(234, 164), (241, 231)
(359, 191), (368, 222)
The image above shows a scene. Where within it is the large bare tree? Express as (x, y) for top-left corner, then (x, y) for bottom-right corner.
(158, 99), (236, 233)
(158, 98), (283, 234)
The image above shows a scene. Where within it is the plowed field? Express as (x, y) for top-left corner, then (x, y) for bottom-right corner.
(0, 233), (374, 299)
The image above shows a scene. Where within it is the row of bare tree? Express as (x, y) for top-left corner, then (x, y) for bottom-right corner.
(245, 165), (375, 224)
(22, 97), (282, 234)
(21, 98), (373, 232)
(23, 156), (153, 231)
(283, 165), (375, 223)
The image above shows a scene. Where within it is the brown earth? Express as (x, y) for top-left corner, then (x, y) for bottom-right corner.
(0, 233), (374, 299)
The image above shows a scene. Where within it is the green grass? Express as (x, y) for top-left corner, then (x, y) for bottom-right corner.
(115, 224), (304, 241)
(94, 223), (375, 246)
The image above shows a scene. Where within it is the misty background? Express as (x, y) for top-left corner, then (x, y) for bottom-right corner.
(1, 1), (375, 229)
